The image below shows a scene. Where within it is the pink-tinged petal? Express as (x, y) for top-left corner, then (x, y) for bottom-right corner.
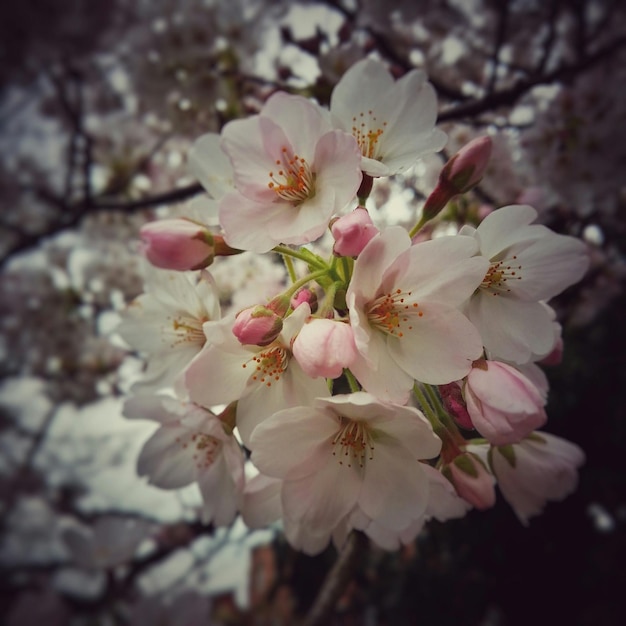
(421, 464), (472, 521)
(185, 344), (250, 409)
(237, 364), (329, 448)
(374, 409), (442, 460)
(360, 444), (429, 531)
(388, 303), (483, 384)
(313, 129), (362, 208)
(265, 195), (333, 247)
(220, 116), (278, 201)
(219, 191), (289, 253)
(123, 395), (182, 424)
(241, 474), (283, 528)
(348, 227), (412, 306)
(467, 296), (556, 363)
(330, 59), (395, 130)
(262, 92), (332, 160)
(188, 132), (234, 199)
(474, 205), (539, 258)
(505, 234), (589, 301)
(137, 426), (197, 489)
(492, 433), (584, 525)
(283, 516), (332, 556)
(250, 407), (338, 479)
(349, 335), (413, 403)
(281, 458), (360, 531)
(292, 319), (357, 379)
(198, 455), (239, 526)
(401, 235), (485, 305)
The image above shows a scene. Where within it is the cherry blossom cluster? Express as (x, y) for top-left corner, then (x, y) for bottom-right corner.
(118, 59), (589, 555)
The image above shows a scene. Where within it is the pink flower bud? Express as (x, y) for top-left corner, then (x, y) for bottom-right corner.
(140, 219), (214, 271)
(421, 137), (493, 223)
(444, 453), (496, 510)
(331, 207), (379, 257)
(465, 360), (547, 445)
(292, 318), (357, 379)
(290, 288), (318, 313)
(441, 136), (493, 194)
(438, 383), (473, 430)
(232, 305), (283, 347)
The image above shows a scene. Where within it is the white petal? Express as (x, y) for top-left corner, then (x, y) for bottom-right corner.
(388, 303), (483, 384)
(360, 444), (429, 531)
(468, 296), (555, 363)
(188, 132), (234, 199)
(250, 406), (338, 478)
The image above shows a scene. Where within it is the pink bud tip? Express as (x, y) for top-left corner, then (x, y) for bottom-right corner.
(331, 207), (379, 257)
(232, 305), (283, 347)
(140, 219), (214, 271)
(441, 136), (493, 194)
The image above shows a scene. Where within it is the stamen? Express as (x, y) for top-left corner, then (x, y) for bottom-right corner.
(243, 346), (289, 387)
(267, 147), (316, 204)
(331, 418), (374, 469)
(351, 112), (387, 159)
(480, 256), (523, 296)
(367, 290), (422, 337)
(169, 315), (208, 348)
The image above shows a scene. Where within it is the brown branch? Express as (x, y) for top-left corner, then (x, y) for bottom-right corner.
(303, 531), (368, 626)
(0, 183), (204, 270)
(438, 34), (626, 122)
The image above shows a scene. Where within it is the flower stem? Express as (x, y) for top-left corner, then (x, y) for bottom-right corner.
(344, 368), (361, 392)
(283, 253), (297, 283)
(283, 269), (330, 299)
(412, 383), (440, 428)
(273, 245), (327, 269)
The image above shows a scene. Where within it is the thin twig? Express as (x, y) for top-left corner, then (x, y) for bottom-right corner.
(303, 531), (368, 626)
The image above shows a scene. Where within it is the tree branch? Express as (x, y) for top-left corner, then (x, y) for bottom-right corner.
(303, 531), (368, 626)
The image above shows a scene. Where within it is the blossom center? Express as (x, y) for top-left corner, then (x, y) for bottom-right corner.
(169, 315), (208, 347)
(268, 146), (316, 204)
(332, 417), (374, 469)
(191, 433), (220, 470)
(367, 289), (423, 337)
(242, 346), (289, 387)
(351, 110), (388, 159)
(174, 432), (220, 470)
(480, 257), (523, 296)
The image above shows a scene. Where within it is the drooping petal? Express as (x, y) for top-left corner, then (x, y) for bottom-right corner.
(360, 443), (430, 531)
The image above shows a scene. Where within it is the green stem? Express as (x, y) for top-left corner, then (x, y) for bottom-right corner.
(273, 245), (327, 269)
(319, 281), (340, 318)
(344, 369), (361, 393)
(283, 253), (297, 283)
(408, 213), (429, 239)
(412, 383), (440, 427)
(340, 256), (353, 283)
(283, 268), (329, 299)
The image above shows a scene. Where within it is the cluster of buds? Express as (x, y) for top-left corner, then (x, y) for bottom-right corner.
(117, 58), (588, 555)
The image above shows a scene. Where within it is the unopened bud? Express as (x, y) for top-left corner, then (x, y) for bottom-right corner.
(441, 136), (493, 194)
(140, 218), (214, 271)
(290, 288), (318, 313)
(232, 305), (283, 346)
(331, 207), (379, 257)
(438, 382), (473, 431)
(443, 452), (496, 510)
(422, 136), (493, 222)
